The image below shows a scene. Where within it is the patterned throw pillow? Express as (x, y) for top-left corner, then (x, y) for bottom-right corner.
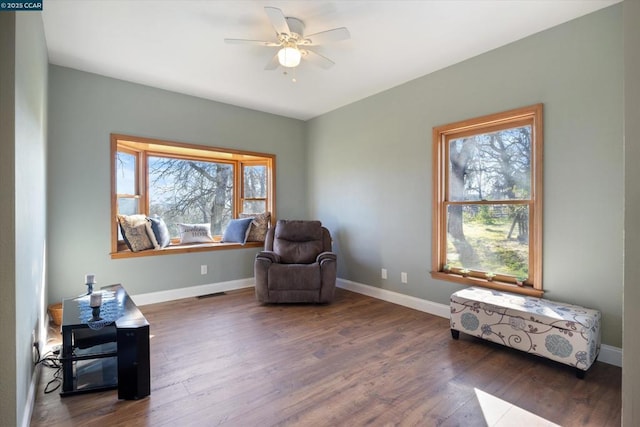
(239, 212), (271, 242)
(117, 214), (155, 252)
(221, 218), (254, 244)
(177, 223), (213, 244)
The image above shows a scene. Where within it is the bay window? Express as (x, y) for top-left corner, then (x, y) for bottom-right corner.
(111, 134), (275, 257)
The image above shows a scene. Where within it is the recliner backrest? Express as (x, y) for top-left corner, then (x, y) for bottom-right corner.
(271, 220), (329, 264)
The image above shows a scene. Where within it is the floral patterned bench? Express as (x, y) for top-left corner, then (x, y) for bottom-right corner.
(450, 287), (601, 378)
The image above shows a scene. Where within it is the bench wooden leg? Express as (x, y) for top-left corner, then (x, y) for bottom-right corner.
(451, 329), (460, 340)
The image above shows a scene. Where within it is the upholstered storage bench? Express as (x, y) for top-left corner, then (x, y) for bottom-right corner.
(450, 287), (601, 378)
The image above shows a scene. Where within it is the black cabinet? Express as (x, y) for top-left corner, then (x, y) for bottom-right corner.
(117, 326), (150, 400)
(60, 285), (150, 399)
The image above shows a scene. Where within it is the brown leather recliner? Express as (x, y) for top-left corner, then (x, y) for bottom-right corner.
(254, 220), (337, 303)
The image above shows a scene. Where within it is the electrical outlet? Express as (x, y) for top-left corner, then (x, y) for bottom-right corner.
(401, 272), (408, 283)
(381, 268), (387, 279)
(31, 329), (39, 364)
(200, 265), (207, 275)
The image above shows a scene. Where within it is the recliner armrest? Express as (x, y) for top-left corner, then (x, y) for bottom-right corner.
(317, 251), (337, 264)
(256, 251), (281, 264)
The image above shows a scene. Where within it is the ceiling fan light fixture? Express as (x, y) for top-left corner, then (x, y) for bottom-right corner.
(278, 46), (301, 68)
(225, 7), (350, 72)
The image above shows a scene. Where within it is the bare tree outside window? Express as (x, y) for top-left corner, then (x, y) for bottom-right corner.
(446, 126), (531, 278)
(243, 164), (267, 214)
(148, 157), (234, 236)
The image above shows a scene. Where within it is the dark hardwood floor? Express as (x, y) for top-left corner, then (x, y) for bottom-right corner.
(31, 288), (621, 426)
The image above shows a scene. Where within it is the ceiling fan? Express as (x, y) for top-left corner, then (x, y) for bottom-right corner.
(224, 6), (350, 72)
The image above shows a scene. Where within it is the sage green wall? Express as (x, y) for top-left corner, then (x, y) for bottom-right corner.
(47, 66), (307, 304)
(0, 13), (17, 427)
(623, 0), (640, 424)
(307, 6), (623, 347)
(0, 12), (48, 427)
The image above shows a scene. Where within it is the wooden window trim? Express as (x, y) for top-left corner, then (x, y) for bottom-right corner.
(431, 104), (543, 297)
(110, 134), (276, 259)
(240, 161), (270, 214)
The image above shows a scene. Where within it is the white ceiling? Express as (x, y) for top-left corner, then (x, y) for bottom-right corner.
(42, 0), (620, 121)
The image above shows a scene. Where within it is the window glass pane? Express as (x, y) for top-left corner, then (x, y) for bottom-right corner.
(446, 204), (529, 279)
(148, 157), (234, 237)
(116, 198), (139, 240)
(243, 200), (266, 214)
(448, 125), (531, 202)
(116, 152), (136, 195)
(244, 165), (267, 198)
(117, 197), (138, 216)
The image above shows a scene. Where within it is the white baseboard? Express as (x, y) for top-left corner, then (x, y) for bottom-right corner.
(598, 344), (622, 367)
(336, 278), (622, 368)
(337, 278), (451, 318)
(131, 278), (254, 306)
(22, 365), (40, 427)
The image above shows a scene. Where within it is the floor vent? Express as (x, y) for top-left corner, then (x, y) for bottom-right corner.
(197, 292), (227, 299)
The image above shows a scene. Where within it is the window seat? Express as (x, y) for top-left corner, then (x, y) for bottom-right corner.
(111, 241), (263, 259)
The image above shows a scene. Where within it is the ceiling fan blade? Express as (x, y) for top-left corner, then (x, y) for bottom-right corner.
(224, 38), (280, 47)
(303, 27), (350, 46)
(264, 54), (280, 70)
(302, 49), (335, 69)
(264, 6), (290, 36)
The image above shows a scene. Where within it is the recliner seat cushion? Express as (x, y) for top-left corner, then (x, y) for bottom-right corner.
(268, 264), (321, 290)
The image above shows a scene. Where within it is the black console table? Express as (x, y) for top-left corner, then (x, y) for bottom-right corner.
(60, 284), (150, 399)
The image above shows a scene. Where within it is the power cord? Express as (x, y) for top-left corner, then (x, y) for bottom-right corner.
(35, 347), (63, 394)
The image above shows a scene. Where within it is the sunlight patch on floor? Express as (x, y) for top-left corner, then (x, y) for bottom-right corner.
(474, 388), (561, 427)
